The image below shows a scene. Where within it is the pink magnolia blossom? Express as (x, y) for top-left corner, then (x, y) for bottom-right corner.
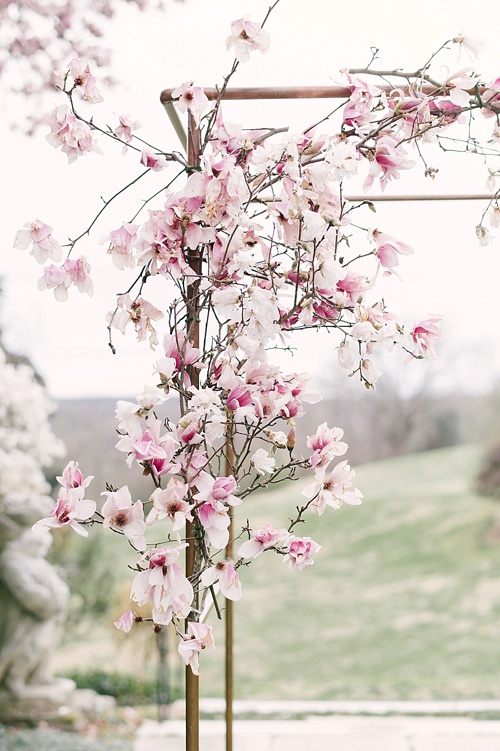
(140, 148), (168, 171)
(115, 114), (141, 143)
(363, 134), (415, 192)
(341, 71), (382, 129)
(32, 487), (96, 537)
(226, 385), (253, 413)
(147, 478), (192, 530)
(57, 461), (93, 490)
(64, 256), (94, 296)
(307, 423), (348, 470)
(303, 461), (363, 514)
(482, 77), (500, 117)
(149, 452), (182, 479)
(194, 473), (240, 507)
(444, 68), (478, 108)
(197, 498), (231, 549)
(376, 245), (404, 271)
(371, 229), (413, 273)
(37, 264), (71, 301)
(38, 256), (94, 302)
(171, 82), (209, 127)
(68, 58), (103, 103)
(183, 449), (209, 485)
(238, 524), (289, 559)
(163, 331), (202, 375)
(116, 423), (177, 473)
(13, 219), (63, 264)
(176, 413), (204, 446)
(336, 271), (370, 304)
(452, 34), (483, 60)
(159, 329), (203, 387)
(45, 104), (101, 164)
(114, 609), (135, 633)
(201, 561), (242, 601)
(287, 372), (322, 406)
(178, 622), (215, 676)
(283, 536), (321, 571)
(130, 544), (193, 625)
(429, 98), (464, 124)
(109, 294), (163, 346)
(115, 387), (166, 440)
(101, 486), (146, 551)
(226, 16), (270, 63)
(411, 317), (443, 358)
(103, 223), (138, 270)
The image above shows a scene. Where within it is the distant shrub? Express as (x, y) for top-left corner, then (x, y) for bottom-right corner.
(476, 443), (500, 498)
(0, 725), (132, 751)
(61, 669), (164, 706)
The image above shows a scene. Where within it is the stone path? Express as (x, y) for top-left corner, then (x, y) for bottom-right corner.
(135, 701), (500, 751)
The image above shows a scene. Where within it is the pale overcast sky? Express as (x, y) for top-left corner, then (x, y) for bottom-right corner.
(2, 0), (500, 398)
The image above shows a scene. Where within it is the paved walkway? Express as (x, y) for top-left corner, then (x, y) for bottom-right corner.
(135, 701), (500, 751)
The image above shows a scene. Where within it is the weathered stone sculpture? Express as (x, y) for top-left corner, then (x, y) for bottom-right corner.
(0, 494), (73, 696)
(0, 495), (77, 721)
(0, 348), (73, 722)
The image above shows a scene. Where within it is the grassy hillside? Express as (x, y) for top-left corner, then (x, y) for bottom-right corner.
(54, 444), (500, 701)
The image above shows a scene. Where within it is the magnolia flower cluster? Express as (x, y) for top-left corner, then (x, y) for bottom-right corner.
(25, 10), (500, 677)
(33, 462), (95, 537)
(0, 349), (65, 497)
(14, 220), (93, 301)
(95, 125), (444, 386)
(45, 104), (102, 164)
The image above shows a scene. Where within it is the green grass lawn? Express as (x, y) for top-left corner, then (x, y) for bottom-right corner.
(54, 444), (500, 701)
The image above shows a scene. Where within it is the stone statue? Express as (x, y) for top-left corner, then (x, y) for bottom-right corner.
(0, 493), (75, 705)
(0, 352), (115, 725)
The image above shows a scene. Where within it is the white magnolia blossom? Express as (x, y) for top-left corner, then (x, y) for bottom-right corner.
(250, 448), (276, 475)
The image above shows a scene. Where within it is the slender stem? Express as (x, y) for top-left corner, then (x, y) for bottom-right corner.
(66, 169), (150, 254)
(348, 67), (441, 88)
(129, 168), (186, 223)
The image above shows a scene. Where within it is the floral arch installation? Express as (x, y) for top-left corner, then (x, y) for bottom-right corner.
(18, 10), (500, 751)
(160, 81), (495, 751)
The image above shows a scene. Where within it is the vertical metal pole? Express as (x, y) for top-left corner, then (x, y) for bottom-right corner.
(156, 627), (170, 722)
(185, 107), (234, 751)
(225, 576), (234, 751)
(225, 423), (235, 751)
(185, 110), (201, 751)
(185, 543), (199, 751)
